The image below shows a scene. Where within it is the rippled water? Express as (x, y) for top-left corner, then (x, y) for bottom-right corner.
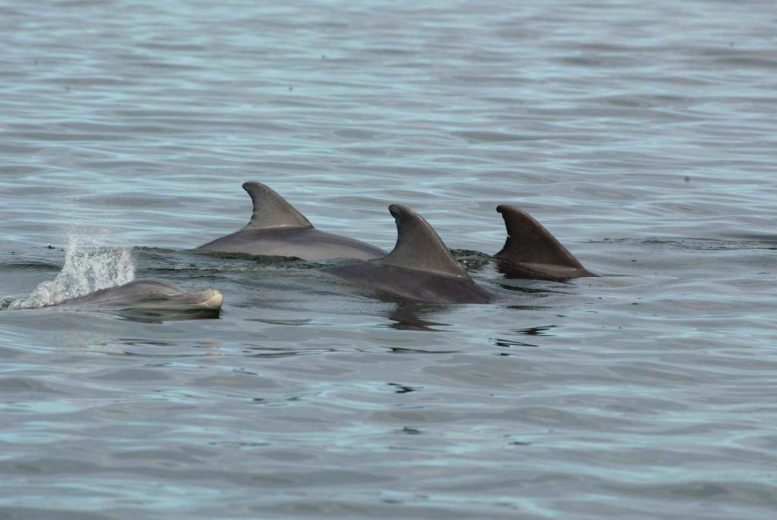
(2, 1), (777, 518)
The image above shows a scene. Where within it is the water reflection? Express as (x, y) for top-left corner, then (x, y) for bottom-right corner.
(494, 337), (539, 348)
(493, 325), (557, 349)
(244, 346), (335, 359)
(520, 325), (556, 336)
(385, 303), (449, 331)
(112, 306), (221, 323)
(387, 382), (418, 394)
(115, 338), (222, 357)
(388, 346), (458, 354)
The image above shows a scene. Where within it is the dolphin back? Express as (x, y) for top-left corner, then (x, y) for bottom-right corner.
(325, 204), (493, 304)
(53, 279), (224, 321)
(242, 181), (313, 230)
(494, 205), (594, 280)
(378, 204), (468, 277)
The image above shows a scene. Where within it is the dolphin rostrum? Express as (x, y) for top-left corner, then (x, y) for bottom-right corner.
(197, 182), (386, 261)
(494, 205), (595, 281)
(324, 204), (494, 304)
(44, 280), (224, 320)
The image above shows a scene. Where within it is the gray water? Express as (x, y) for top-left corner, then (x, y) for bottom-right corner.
(2, 1), (777, 518)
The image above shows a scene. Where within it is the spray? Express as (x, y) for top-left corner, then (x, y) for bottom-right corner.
(10, 235), (135, 309)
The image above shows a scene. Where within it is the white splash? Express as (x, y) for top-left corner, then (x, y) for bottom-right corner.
(10, 235), (135, 309)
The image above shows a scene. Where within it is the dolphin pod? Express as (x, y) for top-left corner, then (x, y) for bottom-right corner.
(197, 181), (591, 279)
(195, 181), (593, 304)
(324, 203), (594, 303)
(10, 182), (593, 315)
(196, 181), (593, 304)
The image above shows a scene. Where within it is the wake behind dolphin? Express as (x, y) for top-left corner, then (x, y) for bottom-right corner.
(9, 236), (135, 310)
(8, 237), (223, 321)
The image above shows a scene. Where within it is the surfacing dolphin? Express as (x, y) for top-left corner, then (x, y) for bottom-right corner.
(197, 182), (386, 261)
(45, 280), (224, 321)
(324, 204), (494, 304)
(494, 205), (595, 281)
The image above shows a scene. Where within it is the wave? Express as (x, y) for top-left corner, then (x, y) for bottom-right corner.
(9, 235), (135, 309)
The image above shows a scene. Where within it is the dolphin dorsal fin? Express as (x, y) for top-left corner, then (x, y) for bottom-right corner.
(495, 205), (585, 268)
(378, 204), (468, 277)
(242, 181), (313, 230)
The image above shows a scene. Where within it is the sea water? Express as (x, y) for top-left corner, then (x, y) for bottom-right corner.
(1, 1), (776, 518)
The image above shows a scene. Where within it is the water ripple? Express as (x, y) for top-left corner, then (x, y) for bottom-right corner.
(1, 0), (776, 518)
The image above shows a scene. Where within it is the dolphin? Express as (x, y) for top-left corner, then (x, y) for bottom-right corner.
(494, 205), (595, 281)
(197, 182), (386, 261)
(42, 280), (224, 320)
(324, 204), (494, 304)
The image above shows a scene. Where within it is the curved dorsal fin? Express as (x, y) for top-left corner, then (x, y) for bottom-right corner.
(495, 205), (585, 268)
(242, 181), (313, 230)
(378, 204), (467, 277)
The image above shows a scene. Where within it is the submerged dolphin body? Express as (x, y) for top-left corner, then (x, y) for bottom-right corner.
(48, 280), (224, 320)
(324, 205), (494, 304)
(494, 205), (595, 281)
(197, 182), (386, 261)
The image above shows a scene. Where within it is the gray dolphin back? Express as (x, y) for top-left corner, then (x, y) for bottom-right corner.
(326, 204), (493, 304)
(494, 205), (594, 280)
(197, 182), (385, 260)
(38, 279), (224, 321)
(378, 204), (468, 277)
(242, 181), (312, 230)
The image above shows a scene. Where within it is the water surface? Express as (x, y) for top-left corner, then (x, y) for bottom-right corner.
(1, 1), (776, 518)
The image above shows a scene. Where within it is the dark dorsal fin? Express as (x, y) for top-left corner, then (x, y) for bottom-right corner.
(242, 181), (313, 230)
(495, 205), (585, 269)
(378, 204), (468, 277)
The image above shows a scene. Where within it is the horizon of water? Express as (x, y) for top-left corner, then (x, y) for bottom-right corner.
(1, 1), (777, 519)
